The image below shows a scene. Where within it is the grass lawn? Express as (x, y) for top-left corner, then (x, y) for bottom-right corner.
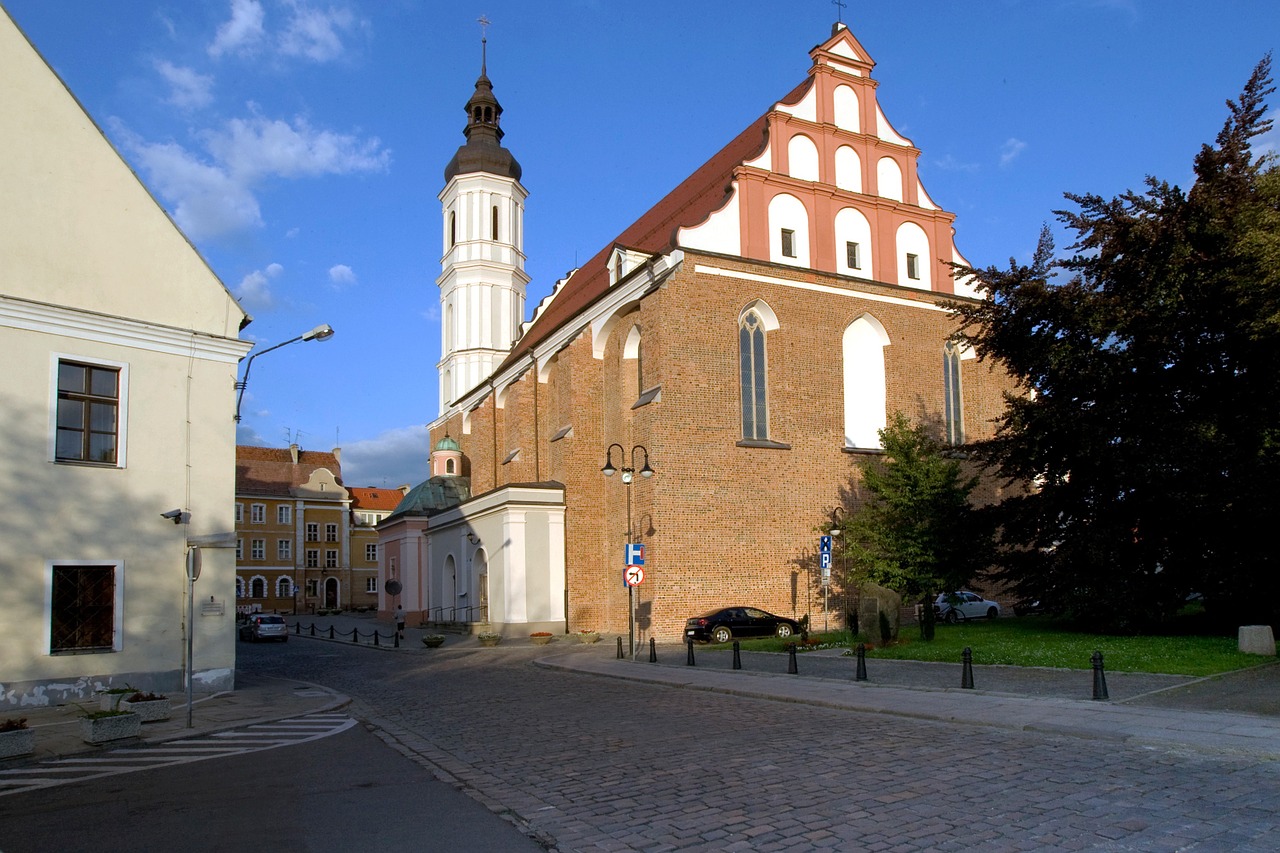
(722, 617), (1276, 676)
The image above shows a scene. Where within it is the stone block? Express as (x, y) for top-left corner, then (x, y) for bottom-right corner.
(1238, 625), (1276, 656)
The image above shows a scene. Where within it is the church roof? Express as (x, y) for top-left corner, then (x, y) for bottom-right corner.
(387, 475), (472, 520)
(493, 76), (810, 375)
(236, 445), (343, 495)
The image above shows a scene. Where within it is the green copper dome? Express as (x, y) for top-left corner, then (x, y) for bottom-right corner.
(434, 434), (461, 452)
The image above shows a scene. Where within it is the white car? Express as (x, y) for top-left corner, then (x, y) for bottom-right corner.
(935, 591), (1000, 623)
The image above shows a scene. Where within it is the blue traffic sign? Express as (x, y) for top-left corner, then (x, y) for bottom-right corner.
(819, 536), (832, 553)
(820, 551), (832, 570)
(625, 543), (645, 565)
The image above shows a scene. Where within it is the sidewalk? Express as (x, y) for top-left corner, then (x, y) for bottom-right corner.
(4, 671), (348, 767)
(539, 646), (1280, 759)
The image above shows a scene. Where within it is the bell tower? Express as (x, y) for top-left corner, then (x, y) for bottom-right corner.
(436, 26), (528, 414)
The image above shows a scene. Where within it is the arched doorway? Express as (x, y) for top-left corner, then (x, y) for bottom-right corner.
(324, 576), (339, 610)
(442, 554), (456, 621)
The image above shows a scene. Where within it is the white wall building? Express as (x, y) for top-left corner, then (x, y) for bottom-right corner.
(0, 8), (251, 706)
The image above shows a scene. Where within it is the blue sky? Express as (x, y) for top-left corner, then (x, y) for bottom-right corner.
(4, 0), (1277, 487)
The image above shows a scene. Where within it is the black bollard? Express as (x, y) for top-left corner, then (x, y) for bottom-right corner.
(787, 643), (798, 674)
(352, 628), (359, 644)
(855, 643), (868, 681)
(616, 636), (624, 659)
(649, 637), (657, 662)
(394, 631), (400, 649)
(961, 646), (974, 689)
(373, 631), (380, 647)
(732, 640), (742, 670)
(328, 625), (334, 639)
(295, 623), (301, 635)
(1091, 650), (1109, 700)
(686, 638), (696, 666)
(311, 624), (317, 637)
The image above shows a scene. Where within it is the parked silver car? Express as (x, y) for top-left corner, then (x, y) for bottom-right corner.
(239, 613), (289, 642)
(934, 591), (1000, 623)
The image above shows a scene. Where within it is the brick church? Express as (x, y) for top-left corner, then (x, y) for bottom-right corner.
(378, 22), (1013, 642)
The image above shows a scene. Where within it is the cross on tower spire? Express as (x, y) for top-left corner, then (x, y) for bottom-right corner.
(831, 0), (847, 23)
(478, 15), (490, 73)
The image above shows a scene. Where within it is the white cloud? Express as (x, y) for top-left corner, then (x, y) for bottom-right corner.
(209, 0), (266, 58)
(421, 305), (440, 322)
(932, 153), (980, 173)
(112, 113), (388, 242)
(234, 262), (284, 310)
(329, 264), (357, 287)
(999, 137), (1028, 168)
(204, 113), (390, 181)
(154, 60), (214, 110)
(339, 426), (431, 488)
(279, 1), (359, 62)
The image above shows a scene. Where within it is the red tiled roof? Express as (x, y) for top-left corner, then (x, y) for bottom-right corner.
(493, 77), (813, 376)
(235, 445), (342, 494)
(349, 487), (406, 511)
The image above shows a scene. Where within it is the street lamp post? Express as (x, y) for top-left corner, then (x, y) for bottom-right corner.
(602, 443), (654, 658)
(828, 506), (846, 634)
(234, 323), (335, 422)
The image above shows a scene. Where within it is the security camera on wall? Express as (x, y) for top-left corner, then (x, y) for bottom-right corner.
(161, 508), (185, 524)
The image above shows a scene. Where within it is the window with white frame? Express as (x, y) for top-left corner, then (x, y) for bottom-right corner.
(906, 253), (920, 280)
(236, 576), (245, 598)
(365, 543), (378, 562)
(365, 577), (378, 593)
(49, 562), (119, 653)
(277, 539), (292, 560)
(250, 504), (266, 524)
(325, 550), (338, 569)
(780, 228), (796, 258)
(54, 359), (123, 465)
(251, 539), (265, 560)
(306, 579), (318, 596)
(325, 523), (338, 542)
(277, 576), (293, 598)
(277, 505), (292, 525)
(235, 503), (243, 523)
(236, 539), (243, 560)
(305, 549), (319, 568)
(306, 523), (319, 542)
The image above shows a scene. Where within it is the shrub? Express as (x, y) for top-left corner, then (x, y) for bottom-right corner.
(0, 718), (28, 732)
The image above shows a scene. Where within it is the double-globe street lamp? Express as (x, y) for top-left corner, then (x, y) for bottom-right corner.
(602, 443), (654, 657)
(234, 323), (335, 423)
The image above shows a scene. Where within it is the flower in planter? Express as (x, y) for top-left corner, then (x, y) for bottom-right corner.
(422, 634), (446, 647)
(529, 631), (553, 645)
(477, 632), (502, 646)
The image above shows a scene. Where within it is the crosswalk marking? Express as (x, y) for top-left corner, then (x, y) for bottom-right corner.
(0, 713), (355, 797)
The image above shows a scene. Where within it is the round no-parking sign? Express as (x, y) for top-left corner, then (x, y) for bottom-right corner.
(624, 565), (645, 587)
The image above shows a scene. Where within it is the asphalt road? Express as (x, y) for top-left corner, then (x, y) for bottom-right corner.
(0, 717), (544, 853)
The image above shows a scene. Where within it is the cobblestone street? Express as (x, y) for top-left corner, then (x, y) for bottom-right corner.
(245, 638), (1280, 851)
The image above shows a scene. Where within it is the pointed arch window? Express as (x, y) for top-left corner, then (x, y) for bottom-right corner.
(943, 342), (964, 446)
(739, 310), (769, 440)
(843, 315), (890, 450)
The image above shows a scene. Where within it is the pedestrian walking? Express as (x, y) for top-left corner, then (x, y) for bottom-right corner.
(395, 605), (406, 639)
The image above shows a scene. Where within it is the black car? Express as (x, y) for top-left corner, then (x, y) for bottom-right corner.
(685, 607), (799, 644)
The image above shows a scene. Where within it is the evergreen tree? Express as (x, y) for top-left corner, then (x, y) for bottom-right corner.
(834, 413), (992, 632)
(953, 57), (1279, 630)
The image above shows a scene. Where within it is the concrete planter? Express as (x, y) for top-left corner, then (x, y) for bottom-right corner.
(576, 631), (600, 644)
(80, 712), (141, 744)
(530, 634), (553, 646)
(0, 728), (35, 760)
(422, 635), (446, 648)
(477, 634), (502, 647)
(98, 690), (133, 711)
(119, 697), (172, 723)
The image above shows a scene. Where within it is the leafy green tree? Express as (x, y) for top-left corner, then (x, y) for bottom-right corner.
(952, 57), (1280, 630)
(833, 412), (993, 637)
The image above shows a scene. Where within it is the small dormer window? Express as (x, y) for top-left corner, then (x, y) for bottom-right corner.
(906, 253), (920, 280)
(781, 229), (797, 258)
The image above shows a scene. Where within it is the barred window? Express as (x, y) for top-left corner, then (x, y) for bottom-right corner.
(50, 564), (115, 653)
